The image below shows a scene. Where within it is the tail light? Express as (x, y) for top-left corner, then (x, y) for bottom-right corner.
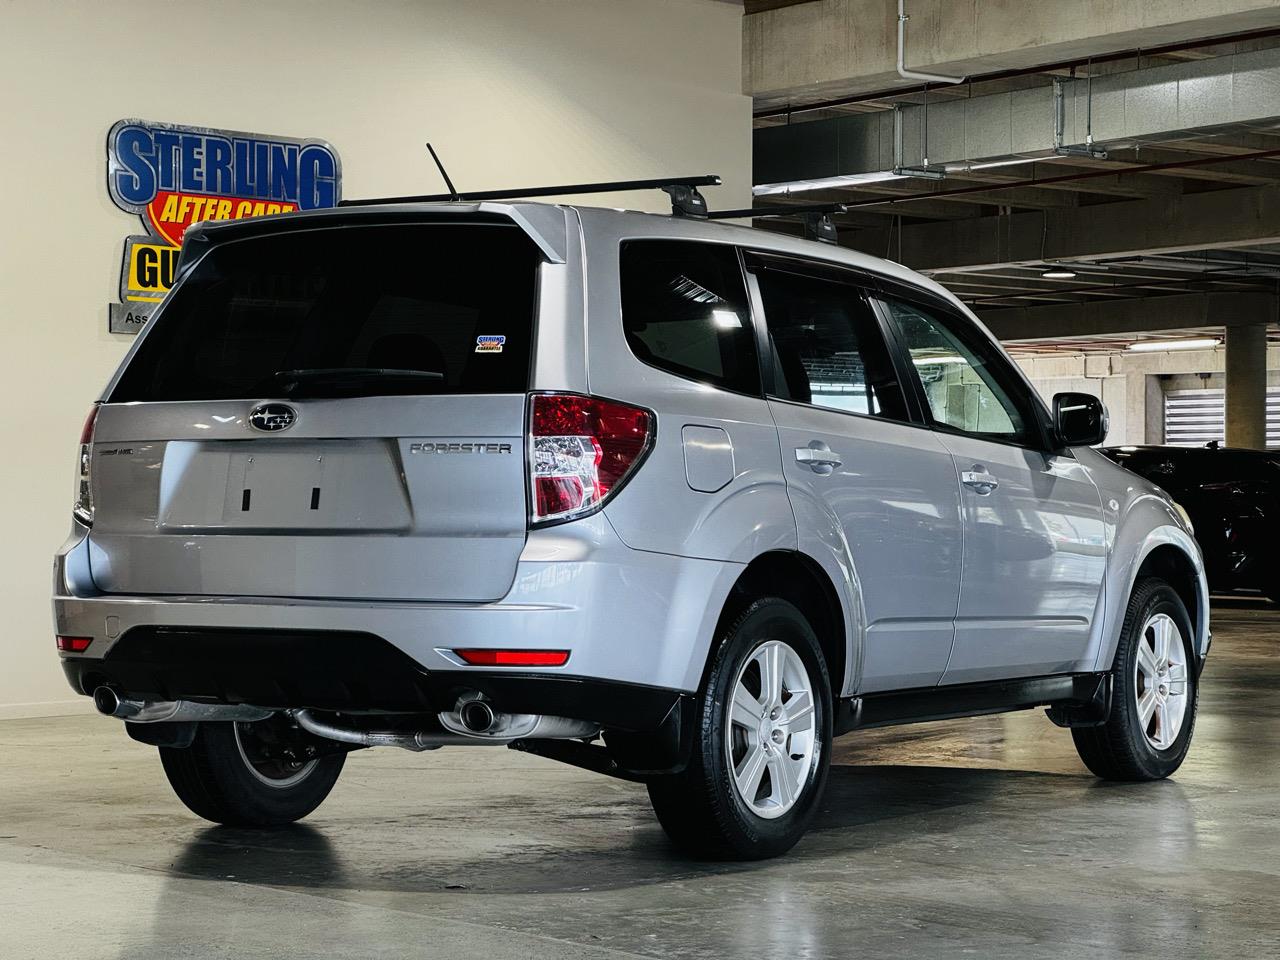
(528, 393), (654, 526)
(73, 405), (99, 526)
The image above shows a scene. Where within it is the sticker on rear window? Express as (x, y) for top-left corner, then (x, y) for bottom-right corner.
(475, 335), (506, 354)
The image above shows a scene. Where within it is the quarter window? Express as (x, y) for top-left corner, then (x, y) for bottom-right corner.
(884, 297), (1033, 443)
(620, 241), (759, 394)
(754, 268), (909, 421)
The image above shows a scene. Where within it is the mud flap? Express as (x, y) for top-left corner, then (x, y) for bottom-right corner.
(126, 720), (198, 749)
(1045, 673), (1112, 728)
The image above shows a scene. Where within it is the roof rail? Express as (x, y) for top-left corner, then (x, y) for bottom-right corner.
(707, 203), (847, 245)
(339, 175), (721, 217)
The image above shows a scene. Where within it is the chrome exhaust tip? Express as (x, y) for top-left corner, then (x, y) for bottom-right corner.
(438, 695), (600, 741)
(92, 686), (134, 718)
(90, 687), (271, 723)
(458, 699), (497, 734)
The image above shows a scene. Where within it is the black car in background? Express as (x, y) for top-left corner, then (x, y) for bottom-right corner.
(1102, 444), (1280, 602)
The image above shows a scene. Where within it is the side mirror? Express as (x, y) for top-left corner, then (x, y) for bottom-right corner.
(1053, 392), (1108, 447)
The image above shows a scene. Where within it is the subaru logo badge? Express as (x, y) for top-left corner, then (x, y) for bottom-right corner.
(248, 403), (297, 433)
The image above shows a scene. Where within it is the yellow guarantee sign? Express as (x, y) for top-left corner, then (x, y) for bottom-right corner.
(120, 237), (182, 303)
(106, 118), (342, 334)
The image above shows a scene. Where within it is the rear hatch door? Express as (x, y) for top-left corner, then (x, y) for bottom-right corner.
(88, 218), (542, 601)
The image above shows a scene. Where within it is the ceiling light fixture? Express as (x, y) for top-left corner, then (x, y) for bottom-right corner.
(945, 156), (1045, 174)
(753, 168), (939, 197)
(1041, 267), (1078, 280)
(1126, 338), (1222, 353)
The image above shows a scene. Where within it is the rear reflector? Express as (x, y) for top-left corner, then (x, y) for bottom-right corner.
(56, 636), (92, 653)
(454, 649), (569, 667)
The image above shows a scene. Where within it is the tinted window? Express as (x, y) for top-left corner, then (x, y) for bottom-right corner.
(1109, 449), (1181, 483)
(1225, 451), (1280, 483)
(755, 268), (909, 421)
(620, 240), (759, 394)
(111, 223), (539, 401)
(885, 297), (1035, 444)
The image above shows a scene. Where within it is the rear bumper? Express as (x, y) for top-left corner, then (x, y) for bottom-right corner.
(59, 629), (685, 731)
(53, 515), (742, 720)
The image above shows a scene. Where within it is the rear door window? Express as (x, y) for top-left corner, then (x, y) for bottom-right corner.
(111, 222), (541, 401)
(620, 240), (759, 394)
(753, 266), (910, 422)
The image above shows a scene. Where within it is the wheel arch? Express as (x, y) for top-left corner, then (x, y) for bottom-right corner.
(709, 550), (852, 701)
(1097, 519), (1209, 672)
(1136, 544), (1202, 644)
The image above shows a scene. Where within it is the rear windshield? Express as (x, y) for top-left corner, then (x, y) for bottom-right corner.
(111, 223), (540, 401)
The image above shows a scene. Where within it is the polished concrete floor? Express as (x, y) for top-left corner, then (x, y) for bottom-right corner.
(3, 599), (1279, 959)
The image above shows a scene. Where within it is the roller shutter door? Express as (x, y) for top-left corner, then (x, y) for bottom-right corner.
(1164, 389), (1280, 447)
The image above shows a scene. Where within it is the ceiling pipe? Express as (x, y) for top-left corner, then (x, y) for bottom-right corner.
(961, 276), (1277, 306)
(757, 24), (1280, 120)
(831, 145), (1280, 210)
(897, 0), (966, 85)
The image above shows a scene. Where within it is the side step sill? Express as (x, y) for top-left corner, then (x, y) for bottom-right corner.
(835, 673), (1110, 736)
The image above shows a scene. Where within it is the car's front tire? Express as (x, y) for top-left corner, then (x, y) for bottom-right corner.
(647, 597), (832, 860)
(1072, 576), (1199, 781)
(159, 718), (346, 827)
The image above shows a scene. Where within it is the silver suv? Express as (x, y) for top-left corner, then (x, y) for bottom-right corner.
(53, 193), (1210, 859)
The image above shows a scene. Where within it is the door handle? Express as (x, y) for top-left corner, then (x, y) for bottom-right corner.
(796, 444), (843, 474)
(960, 467), (999, 495)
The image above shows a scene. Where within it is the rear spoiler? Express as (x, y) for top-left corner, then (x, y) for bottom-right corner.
(182, 201), (570, 263)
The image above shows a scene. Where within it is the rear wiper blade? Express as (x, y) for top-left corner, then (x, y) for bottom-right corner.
(273, 367), (444, 387)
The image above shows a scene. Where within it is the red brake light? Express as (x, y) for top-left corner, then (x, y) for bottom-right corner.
(454, 649), (570, 667)
(73, 405), (100, 526)
(529, 393), (653, 525)
(56, 636), (93, 653)
(79, 405), (99, 445)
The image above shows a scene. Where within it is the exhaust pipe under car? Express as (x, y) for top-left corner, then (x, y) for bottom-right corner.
(91, 685), (598, 750)
(288, 694), (600, 752)
(436, 694), (599, 741)
(92, 686), (273, 724)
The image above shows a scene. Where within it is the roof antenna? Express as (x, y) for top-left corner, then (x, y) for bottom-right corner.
(426, 143), (461, 201)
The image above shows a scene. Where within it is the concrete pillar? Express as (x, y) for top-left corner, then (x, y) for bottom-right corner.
(1225, 323), (1268, 449)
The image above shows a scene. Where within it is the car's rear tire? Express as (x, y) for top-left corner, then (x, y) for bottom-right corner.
(1072, 577), (1199, 781)
(159, 718), (345, 827)
(647, 597), (832, 860)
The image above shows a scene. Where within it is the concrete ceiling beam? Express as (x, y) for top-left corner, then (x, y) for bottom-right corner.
(843, 182), (1280, 273)
(979, 289), (1278, 340)
(747, 0), (1280, 105)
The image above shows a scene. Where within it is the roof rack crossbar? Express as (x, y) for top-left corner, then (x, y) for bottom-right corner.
(339, 175), (721, 215)
(706, 202), (846, 221)
(707, 203), (846, 245)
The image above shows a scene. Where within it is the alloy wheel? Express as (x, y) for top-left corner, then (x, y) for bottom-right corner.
(726, 639), (819, 819)
(1133, 613), (1191, 750)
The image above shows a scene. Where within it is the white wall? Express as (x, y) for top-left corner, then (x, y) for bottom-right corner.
(1017, 353), (1131, 444)
(0, 0), (750, 716)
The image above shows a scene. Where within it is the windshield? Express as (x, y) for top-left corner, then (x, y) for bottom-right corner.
(110, 222), (540, 401)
